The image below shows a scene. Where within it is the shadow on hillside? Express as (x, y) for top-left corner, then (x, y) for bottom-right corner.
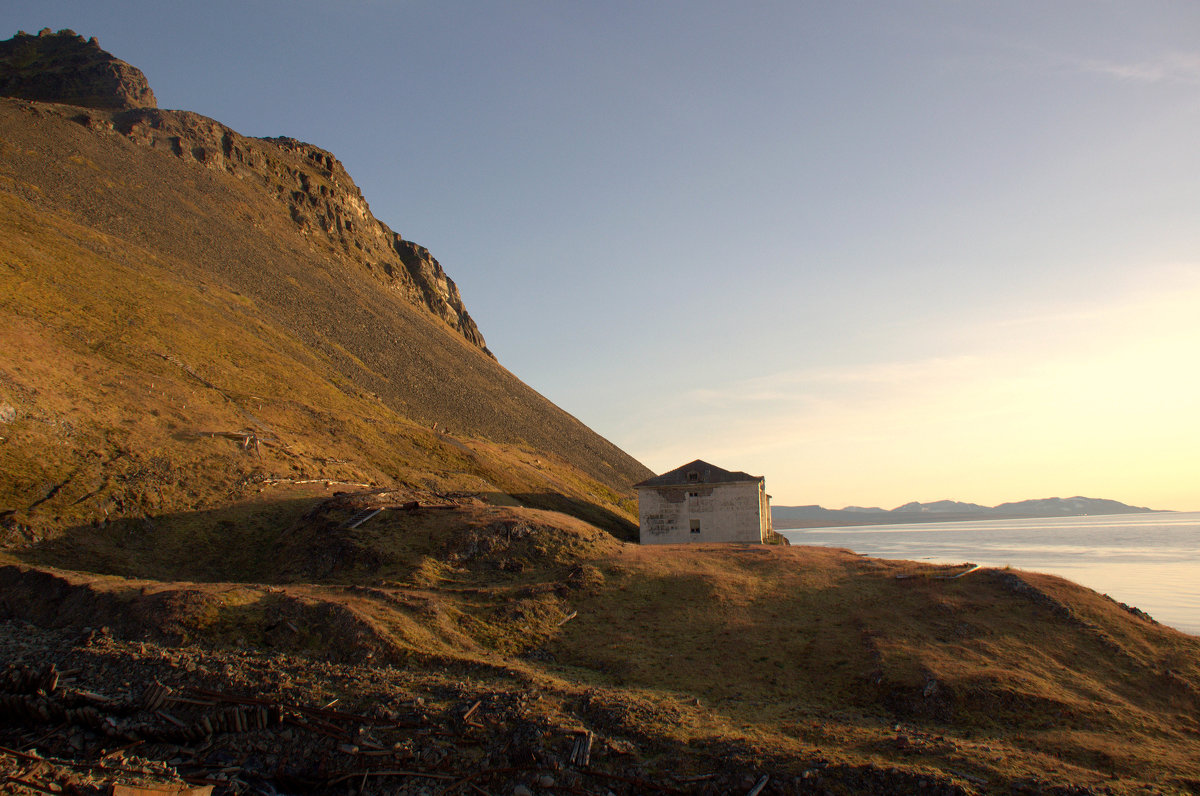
(15, 497), (327, 584)
(504, 492), (638, 542)
(16, 488), (639, 583)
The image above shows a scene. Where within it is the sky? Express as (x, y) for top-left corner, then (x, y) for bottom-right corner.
(5, 2), (1199, 510)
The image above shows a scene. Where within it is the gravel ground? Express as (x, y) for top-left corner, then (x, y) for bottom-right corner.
(0, 620), (1061, 796)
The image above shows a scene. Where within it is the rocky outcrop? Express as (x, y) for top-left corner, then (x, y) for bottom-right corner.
(0, 29), (155, 110)
(391, 239), (488, 351)
(0, 30), (490, 356)
(103, 110), (492, 355)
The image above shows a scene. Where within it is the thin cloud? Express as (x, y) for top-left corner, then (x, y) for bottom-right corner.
(683, 356), (983, 411)
(1080, 52), (1200, 84)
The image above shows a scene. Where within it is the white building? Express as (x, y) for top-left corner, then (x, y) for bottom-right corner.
(634, 459), (771, 545)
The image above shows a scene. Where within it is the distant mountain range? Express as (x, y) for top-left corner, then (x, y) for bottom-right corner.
(772, 497), (1159, 529)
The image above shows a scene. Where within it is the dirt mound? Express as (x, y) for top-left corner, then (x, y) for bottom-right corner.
(265, 499), (622, 586)
(0, 565), (218, 644)
(442, 507), (623, 574)
(0, 565), (408, 664)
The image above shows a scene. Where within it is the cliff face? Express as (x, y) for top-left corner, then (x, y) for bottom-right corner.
(96, 109), (491, 354)
(0, 29), (155, 110)
(0, 31), (490, 356)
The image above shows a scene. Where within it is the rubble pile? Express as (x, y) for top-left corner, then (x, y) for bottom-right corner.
(0, 621), (994, 795)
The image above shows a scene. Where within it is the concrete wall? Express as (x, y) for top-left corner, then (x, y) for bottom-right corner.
(638, 480), (767, 544)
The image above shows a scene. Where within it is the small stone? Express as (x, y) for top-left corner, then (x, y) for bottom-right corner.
(537, 774), (555, 787)
(513, 786), (533, 796)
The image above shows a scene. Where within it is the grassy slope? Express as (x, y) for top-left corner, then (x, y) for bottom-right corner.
(6, 496), (1200, 793)
(553, 547), (1200, 788)
(0, 97), (645, 540)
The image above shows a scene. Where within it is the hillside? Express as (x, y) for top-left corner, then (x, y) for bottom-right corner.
(0, 30), (651, 543)
(3, 502), (1200, 794)
(3, 30), (1200, 796)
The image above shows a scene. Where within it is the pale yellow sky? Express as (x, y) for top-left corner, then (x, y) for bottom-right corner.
(634, 265), (1200, 511)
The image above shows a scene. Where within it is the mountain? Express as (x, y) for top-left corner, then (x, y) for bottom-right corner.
(892, 499), (989, 514)
(0, 27), (155, 110)
(0, 29), (651, 543)
(773, 496), (1158, 529)
(995, 496), (1153, 516)
(4, 30), (1200, 795)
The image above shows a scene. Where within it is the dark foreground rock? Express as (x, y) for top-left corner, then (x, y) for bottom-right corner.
(0, 621), (1051, 796)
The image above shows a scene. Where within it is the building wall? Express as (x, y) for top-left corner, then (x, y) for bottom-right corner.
(759, 486), (773, 540)
(638, 480), (766, 544)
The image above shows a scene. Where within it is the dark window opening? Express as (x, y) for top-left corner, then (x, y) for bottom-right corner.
(690, 519), (701, 534)
(687, 471), (699, 483)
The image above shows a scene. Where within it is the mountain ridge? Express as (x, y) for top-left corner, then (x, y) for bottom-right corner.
(773, 495), (1159, 529)
(3, 29), (490, 354)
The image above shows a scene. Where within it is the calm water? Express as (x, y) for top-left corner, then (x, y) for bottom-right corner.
(780, 511), (1200, 635)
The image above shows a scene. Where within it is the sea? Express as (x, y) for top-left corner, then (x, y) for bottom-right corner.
(779, 511), (1200, 636)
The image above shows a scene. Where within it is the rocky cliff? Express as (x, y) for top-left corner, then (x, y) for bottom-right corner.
(0, 29), (155, 110)
(0, 30), (490, 355)
(0, 29), (651, 541)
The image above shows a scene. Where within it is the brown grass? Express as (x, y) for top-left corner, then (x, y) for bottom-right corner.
(0, 97), (646, 544)
(7, 500), (1200, 792)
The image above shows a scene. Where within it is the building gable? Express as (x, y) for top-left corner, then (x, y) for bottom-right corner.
(634, 459), (762, 489)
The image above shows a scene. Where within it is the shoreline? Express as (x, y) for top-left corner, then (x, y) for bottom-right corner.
(780, 511), (1200, 636)
(774, 509), (1177, 531)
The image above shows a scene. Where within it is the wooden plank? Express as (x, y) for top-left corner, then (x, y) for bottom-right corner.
(343, 508), (382, 529)
(112, 785), (213, 796)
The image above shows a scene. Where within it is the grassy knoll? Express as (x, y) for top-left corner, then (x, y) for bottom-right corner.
(4, 495), (1200, 793)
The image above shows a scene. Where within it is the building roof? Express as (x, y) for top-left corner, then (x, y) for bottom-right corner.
(634, 459), (763, 488)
